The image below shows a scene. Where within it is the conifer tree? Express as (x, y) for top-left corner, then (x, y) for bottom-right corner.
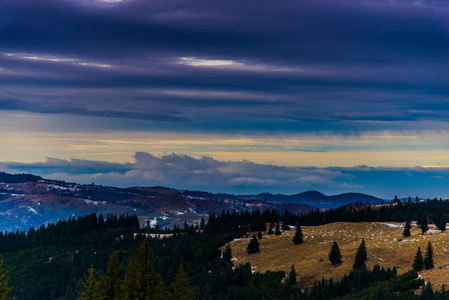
(412, 247), (424, 272)
(440, 214), (447, 232)
(402, 219), (411, 237)
(78, 265), (102, 300)
(435, 211), (447, 232)
(171, 265), (195, 300)
(328, 241), (342, 265)
(417, 209), (429, 234)
(424, 241), (434, 270)
(421, 281), (434, 299)
(0, 255), (14, 300)
(200, 217), (205, 230)
(257, 231), (262, 240)
(292, 224), (303, 245)
(287, 264), (297, 286)
(223, 243), (232, 263)
(103, 252), (122, 300)
(352, 239), (367, 270)
(275, 223), (281, 235)
(246, 235), (260, 254)
(122, 239), (168, 300)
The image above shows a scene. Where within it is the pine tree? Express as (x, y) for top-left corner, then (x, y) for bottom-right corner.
(0, 255), (14, 300)
(287, 264), (297, 286)
(78, 265), (102, 300)
(200, 217), (205, 230)
(421, 281), (434, 300)
(436, 212), (447, 232)
(246, 235), (260, 254)
(328, 241), (342, 265)
(122, 239), (168, 300)
(223, 243), (232, 263)
(424, 241), (434, 270)
(402, 219), (411, 237)
(412, 247), (424, 272)
(275, 223), (281, 235)
(171, 265), (195, 300)
(441, 214), (447, 232)
(352, 239), (367, 270)
(292, 224), (303, 245)
(103, 252), (122, 300)
(417, 209), (429, 234)
(257, 231), (262, 240)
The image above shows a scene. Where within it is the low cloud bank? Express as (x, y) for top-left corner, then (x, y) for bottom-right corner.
(1, 152), (449, 199)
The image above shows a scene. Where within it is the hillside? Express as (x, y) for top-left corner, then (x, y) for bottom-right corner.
(230, 221), (448, 290)
(0, 176), (314, 232)
(255, 191), (384, 208)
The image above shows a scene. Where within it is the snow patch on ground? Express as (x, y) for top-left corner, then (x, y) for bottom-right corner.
(384, 223), (403, 228)
(83, 199), (100, 205)
(24, 206), (38, 214)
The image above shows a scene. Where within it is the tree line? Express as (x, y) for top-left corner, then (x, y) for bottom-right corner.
(1, 196), (449, 299)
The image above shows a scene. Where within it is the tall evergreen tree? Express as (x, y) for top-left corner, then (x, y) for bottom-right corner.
(328, 241), (342, 265)
(0, 255), (14, 300)
(78, 265), (102, 300)
(402, 219), (411, 237)
(287, 264), (297, 286)
(440, 214), (447, 232)
(352, 239), (367, 270)
(293, 223), (303, 245)
(122, 240), (168, 300)
(292, 224), (303, 245)
(246, 235), (260, 254)
(424, 241), (434, 270)
(412, 247), (424, 272)
(200, 217), (205, 230)
(275, 223), (281, 235)
(103, 252), (122, 300)
(435, 211), (447, 232)
(223, 243), (232, 263)
(421, 281), (434, 300)
(171, 265), (195, 300)
(417, 209), (429, 234)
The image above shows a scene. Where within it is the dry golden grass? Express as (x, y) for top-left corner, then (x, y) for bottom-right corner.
(228, 222), (449, 290)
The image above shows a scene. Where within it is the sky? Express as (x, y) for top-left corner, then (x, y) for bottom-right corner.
(1, 0), (449, 198)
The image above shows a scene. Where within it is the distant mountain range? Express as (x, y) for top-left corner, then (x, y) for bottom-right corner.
(0, 172), (384, 232)
(253, 190), (384, 209)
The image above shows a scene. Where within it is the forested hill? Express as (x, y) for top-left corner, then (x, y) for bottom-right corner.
(0, 172), (42, 183)
(2, 198), (449, 299)
(254, 190), (384, 209)
(0, 171), (382, 232)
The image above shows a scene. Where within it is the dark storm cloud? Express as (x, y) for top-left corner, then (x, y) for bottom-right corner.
(1, 0), (449, 131)
(0, 95), (189, 122)
(2, 152), (449, 198)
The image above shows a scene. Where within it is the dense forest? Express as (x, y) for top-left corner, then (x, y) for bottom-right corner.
(0, 199), (448, 299)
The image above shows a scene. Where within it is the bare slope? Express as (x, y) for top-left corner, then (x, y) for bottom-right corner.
(230, 222), (449, 290)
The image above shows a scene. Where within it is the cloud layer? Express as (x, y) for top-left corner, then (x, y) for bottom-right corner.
(2, 0), (449, 195)
(2, 152), (449, 199)
(1, 0), (449, 134)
